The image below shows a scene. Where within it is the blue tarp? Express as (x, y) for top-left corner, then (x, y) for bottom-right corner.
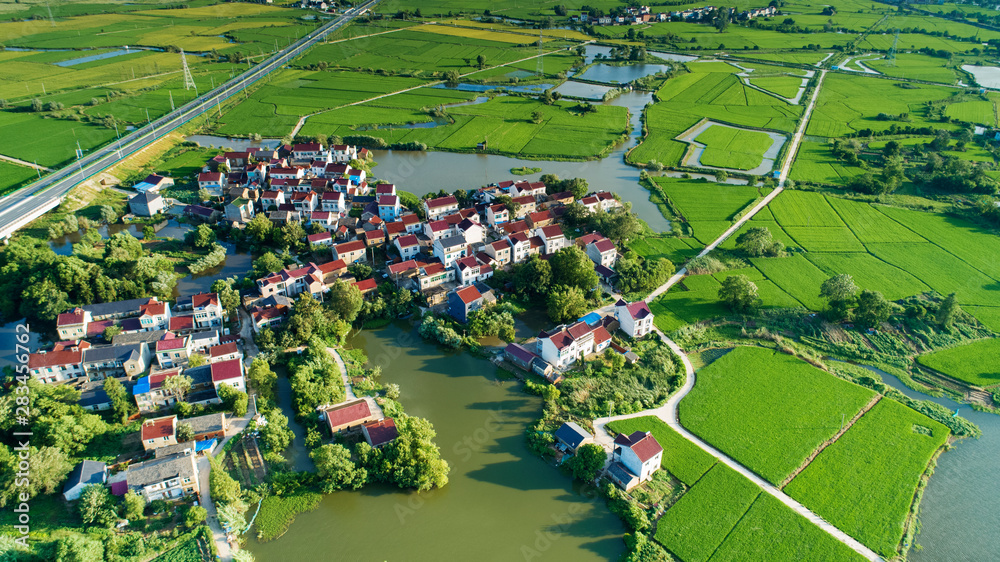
(132, 376), (150, 395)
(195, 438), (217, 452)
(578, 312), (602, 326)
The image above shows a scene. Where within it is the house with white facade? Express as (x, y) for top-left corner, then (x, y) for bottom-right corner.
(394, 234), (420, 260)
(321, 191), (347, 213)
(615, 299), (654, 339)
(586, 238), (618, 269)
(536, 321), (612, 369)
(423, 195), (459, 220)
(191, 293), (224, 328)
(433, 235), (467, 268)
(535, 225), (568, 255)
(609, 431), (663, 491)
(486, 204), (509, 227)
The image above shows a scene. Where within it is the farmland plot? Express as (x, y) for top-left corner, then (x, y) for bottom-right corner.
(867, 243), (1000, 305)
(751, 254), (831, 310)
(749, 75), (804, 98)
(782, 226), (866, 252)
(825, 197), (927, 244)
(877, 206), (1000, 280)
(654, 178), (765, 222)
(917, 338), (1000, 387)
(694, 125), (776, 170)
(770, 190), (845, 228)
(789, 141), (866, 186)
(804, 253), (930, 300)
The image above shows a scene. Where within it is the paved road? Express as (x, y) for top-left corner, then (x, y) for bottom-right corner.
(0, 0), (379, 241)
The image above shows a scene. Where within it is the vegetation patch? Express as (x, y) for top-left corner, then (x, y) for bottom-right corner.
(254, 492), (323, 542)
(917, 338), (1000, 387)
(693, 125), (776, 170)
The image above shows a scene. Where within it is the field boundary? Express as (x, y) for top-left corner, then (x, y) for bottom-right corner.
(780, 394), (883, 488)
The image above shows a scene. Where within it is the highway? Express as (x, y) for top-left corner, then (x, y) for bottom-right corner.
(0, 0), (378, 242)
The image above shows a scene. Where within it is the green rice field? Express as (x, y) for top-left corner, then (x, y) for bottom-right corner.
(804, 253), (930, 300)
(789, 140), (866, 186)
(748, 75), (804, 98)
(694, 125), (776, 170)
(916, 338), (1000, 387)
(770, 191), (847, 228)
(0, 161), (39, 196)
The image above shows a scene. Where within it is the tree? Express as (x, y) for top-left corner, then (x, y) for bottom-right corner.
(735, 226), (783, 257)
(186, 223), (216, 249)
(476, 54), (486, 69)
(100, 204), (117, 224)
(855, 289), (893, 328)
(819, 274), (858, 319)
(185, 505), (208, 528)
(252, 251), (284, 279)
(104, 376), (135, 423)
(188, 353), (207, 367)
(531, 110), (544, 124)
(162, 374), (193, 402)
(936, 292), (961, 328)
(197, 188), (211, 202)
(550, 246), (598, 292)
(547, 285), (588, 323)
(176, 422), (195, 442)
(566, 443), (605, 481)
(211, 278), (240, 319)
(79, 484), (116, 527)
(328, 279), (364, 323)
(142, 225), (156, 240)
(247, 357), (277, 402)
(40, 412), (107, 454)
(209, 455), (243, 505)
(513, 255), (552, 296)
(280, 221), (307, 251)
(122, 491), (145, 522)
(718, 274), (759, 313)
(260, 409), (294, 453)
(218, 384), (249, 416)
(31, 98), (43, 112)
(53, 534), (103, 562)
(217, 502), (247, 533)
(715, 170), (729, 182)
(444, 70), (460, 87)
(246, 214), (274, 244)
(311, 444), (368, 491)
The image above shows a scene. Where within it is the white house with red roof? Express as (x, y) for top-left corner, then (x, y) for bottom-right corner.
(321, 191), (346, 213)
(155, 333), (191, 368)
(333, 240), (367, 264)
(308, 231), (334, 249)
(256, 262), (328, 299)
(291, 191), (318, 214)
(291, 142), (325, 160)
(454, 256), (493, 285)
(611, 431), (663, 490)
(486, 204), (509, 227)
(208, 341), (242, 363)
(197, 172), (224, 190)
(417, 262), (455, 292)
(394, 234), (420, 260)
(615, 299), (654, 338)
(423, 219), (451, 242)
(140, 416), (177, 451)
(586, 238), (618, 269)
(331, 144), (358, 163)
(374, 183), (396, 197)
(324, 163), (350, 180)
(400, 213), (421, 234)
(536, 320), (612, 369)
(28, 348), (85, 383)
(138, 299), (170, 330)
(310, 211), (337, 231)
(423, 195), (459, 220)
(269, 166), (305, 181)
(536, 225), (568, 255)
(261, 190), (285, 210)
(191, 292), (223, 328)
(57, 308), (93, 340)
(362, 418), (398, 448)
(211, 359), (246, 393)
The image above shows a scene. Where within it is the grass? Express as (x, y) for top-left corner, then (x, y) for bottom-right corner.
(679, 346), (875, 484)
(804, 253), (930, 301)
(789, 140), (866, 186)
(694, 125), (776, 170)
(710, 492), (868, 562)
(654, 463), (760, 562)
(825, 198), (927, 244)
(730, 51), (832, 65)
(783, 226), (866, 252)
(654, 177), (766, 223)
(627, 235), (700, 264)
(748, 75), (804, 98)
(964, 306), (1000, 332)
(254, 492), (323, 542)
(864, 53), (959, 85)
(751, 254), (832, 310)
(607, 415), (717, 486)
(0, 161), (40, 196)
(0, 111), (117, 167)
(152, 534), (208, 562)
(784, 399), (949, 558)
(866, 242), (1000, 306)
(916, 338), (1000, 387)
(770, 191), (846, 228)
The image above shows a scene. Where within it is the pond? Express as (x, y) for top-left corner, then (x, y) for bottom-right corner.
(249, 322), (625, 561)
(574, 63), (671, 84)
(961, 65), (1000, 89)
(872, 368), (1000, 561)
(52, 48), (134, 67)
(48, 223), (143, 256)
(431, 82), (554, 94)
(551, 80), (615, 100)
(170, 244), (251, 299)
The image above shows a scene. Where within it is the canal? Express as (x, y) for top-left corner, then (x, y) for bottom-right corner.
(247, 322), (625, 561)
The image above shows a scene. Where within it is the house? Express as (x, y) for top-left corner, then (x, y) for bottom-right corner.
(394, 234), (420, 260)
(536, 225), (568, 255)
(183, 205), (221, 223)
(484, 239), (512, 266)
(251, 305), (288, 333)
(454, 256), (493, 285)
(261, 190), (285, 210)
(138, 299), (170, 330)
(502, 219), (530, 235)
(57, 308), (92, 340)
(507, 232), (531, 263)
(347, 166), (366, 185)
(457, 219), (484, 245)
(256, 263), (327, 299)
(191, 292), (224, 328)
(363, 228), (385, 247)
(197, 172), (224, 190)
(587, 238), (618, 269)
(610, 431), (663, 490)
(225, 198), (255, 223)
(28, 349), (85, 382)
(374, 183), (396, 197)
(512, 195), (537, 217)
(134, 174), (174, 193)
(181, 412), (228, 441)
(387, 259), (421, 286)
(362, 418), (398, 448)
(208, 341), (241, 363)
(615, 299), (654, 339)
(424, 219), (451, 242)
(526, 210), (554, 229)
(155, 334), (191, 368)
(423, 195), (459, 220)
(322, 398), (379, 433)
(448, 284), (484, 323)
(129, 191), (165, 217)
(384, 220), (406, 241)
(310, 211), (337, 231)
(400, 213), (421, 234)
(189, 329), (221, 352)
(433, 235), (467, 268)
(82, 342), (151, 378)
(554, 422), (594, 453)
(536, 321), (612, 369)
(331, 144), (358, 163)
(132, 365), (216, 412)
(308, 231), (334, 249)
(78, 298), (159, 322)
(62, 460), (108, 501)
(353, 277), (378, 298)
(378, 195), (401, 221)
(486, 204), (509, 227)
(291, 191), (318, 214)
(141, 416), (178, 451)
(333, 240), (367, 264)
(108, 449), (200, 503)
(291, 142), (324, 160)
(504, 342), (537, 371)
(324, 163), (350, 180)
(417, 262), (456, 292)
(321, 191), (346, 213)
(547, 191), (575, 206)
(269, 166), (305, 181)
(211, 359), (246, 393)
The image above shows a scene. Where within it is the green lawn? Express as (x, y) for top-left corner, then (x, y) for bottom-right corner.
(679, 346), (875, 484)
(694, 125), (776, 170)
(607, 416), (717, 486)
(654, 463), (760, 562)
(785, 399), (949, 558)
(916, 338), (1000, 387)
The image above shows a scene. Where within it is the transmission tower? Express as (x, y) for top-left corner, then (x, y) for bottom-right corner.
(535, 28), (544, 77)
(181, 49), (197, 93)
(886, 29), (899, 67)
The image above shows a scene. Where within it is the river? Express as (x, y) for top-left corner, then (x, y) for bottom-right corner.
(247, 322), (625, 561)
(873, 368), (1000, 561)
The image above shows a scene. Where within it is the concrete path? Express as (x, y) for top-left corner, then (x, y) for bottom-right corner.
(197, 456), (233, 562)
(0, 154), (51, 172)
(326, 346), (356, 400)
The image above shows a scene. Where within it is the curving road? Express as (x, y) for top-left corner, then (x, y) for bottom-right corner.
(0, 0), (380, 242)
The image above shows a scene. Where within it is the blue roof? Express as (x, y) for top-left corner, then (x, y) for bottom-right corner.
(578, 312), (602, 326)
(195, 438), (217, 452)
(555, 421), (592, 449)
(133, 376), (150, 395)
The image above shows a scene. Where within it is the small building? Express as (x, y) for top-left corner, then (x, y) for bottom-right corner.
(504, 343), (537, 371)
(225, 198), (255, 223)
(182, 412), (228, 441)
(323, 399), (378, 434)
(423, 195), (459, 221)
(183, 205), (221, 223)
(108, 449), (200, 503)
(134, 174), (174, 193)
(308, 231), (334, 249)
(129, 191), (165, 217)
(62, 460), (108, 501)
(615, 299), (654, 339)
(141, 415), (177, 451)
(448, 284), (484, 323)
(378, 195), (401, 221)
(333, 240), (367, 264)
(362, 418), (398, 448)
(197, 172), (224, 190)
(610, 431), (663, 491)
(554, 422), (594, 453)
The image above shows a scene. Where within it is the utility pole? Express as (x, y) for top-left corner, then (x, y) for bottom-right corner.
(169, 90), (175, 112)
(34, 161), (41, 179)
(113, 122), (123, 159)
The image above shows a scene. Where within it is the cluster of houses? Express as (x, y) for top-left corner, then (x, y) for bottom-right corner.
(553, 421), (664, 492)
(575, 4), (776, 25)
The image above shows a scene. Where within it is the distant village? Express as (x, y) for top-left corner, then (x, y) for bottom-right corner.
(574, 4), (778, 26)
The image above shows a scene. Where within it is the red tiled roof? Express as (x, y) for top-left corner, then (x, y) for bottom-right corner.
(353, 278), (378, 292)
(388, 260), (418, 275)
(28, 350), (82, 370)
(421, 263), (446, 276)
(593, 239), (616, 253)
(363, 418), (398, 447)
(567, 321), (591, 340)
(169, 316), (194, 331)
(192, 293), (218, 309)
(261, 190), (281, 199)
(626, 431), (663, 463)
(502, 220), (529, 234)
(378, 195), (399, 206)
(335, 240), (366, 254)
(425, 195), (458, 209)
(308, 232), (332, 243)
(539, 225), (564, 239)
(211, 359), (243, 382)
(363, 230), (384, 242)
(252, 305), (287, 323)
(400, 214), (419, 226)
(141, 417), (175, 441)
(57, 308), (86, 326)
(593, 326), (612, 345)
(210, 341), (239, 358)
(490, 239), (511, 251)
(512, 195), (535, 205)
(454, 285), (482, 305)
(385, 221), (405, 235)
(626, 301), (652, 320)
(139, 301), (166, 317)
(292, 142), (322, 152)
(156, 336), (187, 352)
(198, 172), (222, 182)
(528, 210), (552, 223)
(396, 234), (419, 248)
(325, 400), (372, 428)
(318, 259), (347, 274)
(455, 256), (479, 271)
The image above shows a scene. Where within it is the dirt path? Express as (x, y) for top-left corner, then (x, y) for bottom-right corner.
(780, 394), (883, 488)
(0, 154), (51, 172)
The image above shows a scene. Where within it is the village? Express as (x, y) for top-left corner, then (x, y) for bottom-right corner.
(574, 4), (778, 26)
